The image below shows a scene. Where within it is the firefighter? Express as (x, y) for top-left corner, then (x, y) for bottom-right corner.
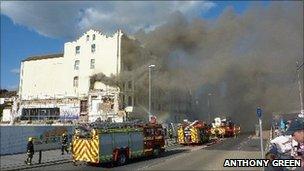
(168, 128), (173, 139)
(25, 137), (34, 165)
(61, 133), (69, 155)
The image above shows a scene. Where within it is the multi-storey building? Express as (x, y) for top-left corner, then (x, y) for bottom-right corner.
(14, 29), (195, 124)
(18, 30), (127, 122)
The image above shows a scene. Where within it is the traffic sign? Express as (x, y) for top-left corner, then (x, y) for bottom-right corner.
(256, 107), (262, 118)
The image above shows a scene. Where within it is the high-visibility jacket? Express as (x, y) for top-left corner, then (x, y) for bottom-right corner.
(61, 135), (68, 145)
(27, 141), (34, 154)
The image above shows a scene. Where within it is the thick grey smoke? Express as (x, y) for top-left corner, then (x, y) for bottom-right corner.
(129, 2), (303, 130)
(89, 73), (118, 89)
(92, 2), (303, 130)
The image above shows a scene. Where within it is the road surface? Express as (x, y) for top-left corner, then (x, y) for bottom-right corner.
(25, 134), (263, 170)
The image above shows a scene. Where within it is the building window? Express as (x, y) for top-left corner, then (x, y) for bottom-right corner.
(128, 81), (132, 90)
(73, 76), (79, 87)
(80, 100), (88, 113)
(75, 46), (80, 54)
(93, 34), (95, 40)
(74, 60), (80, 70)
(86, 35), (89, 41)
(91, 44), (96, 53)
(134, 97), (136, 106)
(128, 96), (132, 106)
(20, 108), (60, 121)
(90, 59), (95, 69)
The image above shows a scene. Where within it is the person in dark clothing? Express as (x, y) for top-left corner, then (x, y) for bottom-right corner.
(168, 128), (173, 139)
(61, 133), (69, 155)
(25, 137), (34, 165)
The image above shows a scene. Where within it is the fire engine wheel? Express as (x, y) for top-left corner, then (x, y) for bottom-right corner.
(117, 153), (127, 166)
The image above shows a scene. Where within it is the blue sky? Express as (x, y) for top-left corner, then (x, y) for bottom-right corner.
(1, 1), (270, 90)
(1, 15), (65, 90)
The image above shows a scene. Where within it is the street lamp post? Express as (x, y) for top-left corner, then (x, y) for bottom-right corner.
(296, 61), (304, 116)
(148, 64), (156, 121)
(207, 93), (213, 123)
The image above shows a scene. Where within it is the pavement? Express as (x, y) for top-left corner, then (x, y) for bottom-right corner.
(22, 134), (266, 170)
(0, 138), (179, 171)
(0, 149), (71, 171)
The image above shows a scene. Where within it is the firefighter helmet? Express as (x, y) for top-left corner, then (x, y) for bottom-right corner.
(28, 137), (33, 141)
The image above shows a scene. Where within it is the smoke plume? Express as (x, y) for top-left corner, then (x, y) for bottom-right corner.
(89, 73), (118, 89)
(132, 2), (303, 130)
(98, 2), (304, 130)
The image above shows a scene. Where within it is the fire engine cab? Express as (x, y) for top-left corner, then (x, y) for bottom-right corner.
(71, 120), (165, 166)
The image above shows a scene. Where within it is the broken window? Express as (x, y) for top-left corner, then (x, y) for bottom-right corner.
(76, 46), (80, 54)
(101, 97), (114, 112)
(128, 81), (132, 90)
(91, 44), (96, 53)
(93, 34), (95, 40)
(74, 60), (80, 70)
(73, 76), (79, 87)
(122, 82), (125, 91)
(86, 35), (89, 41)
(90, 59), (95, 69)
(122, 95), (125, 104)
(134, 97), (136, 106)
(21, 108), (60, 120)
(80, 100), (88, 113)
(128, 96), (132, 106)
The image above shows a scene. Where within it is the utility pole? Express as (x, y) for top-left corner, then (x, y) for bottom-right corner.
(148, 64), (155, 121)
(296, 61), (304, 116)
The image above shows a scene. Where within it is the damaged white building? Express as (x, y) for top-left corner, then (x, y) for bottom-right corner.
(18, 29), (130, 123)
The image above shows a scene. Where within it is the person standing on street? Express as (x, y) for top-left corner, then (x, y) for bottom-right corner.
(25, 137), (34, 165)
(285, 118), (304, 163)
(61, 133), (69, 155)
(168, 128), (173, 139)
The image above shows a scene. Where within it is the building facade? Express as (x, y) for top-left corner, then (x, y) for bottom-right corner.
(18, 30), (125, 123)
(14, 29), (193, 124)
(19, 29), (122, 99)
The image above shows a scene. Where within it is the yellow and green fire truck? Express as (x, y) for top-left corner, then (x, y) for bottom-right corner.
(71, 122), (165, 165)
(177, 120), (210, 145)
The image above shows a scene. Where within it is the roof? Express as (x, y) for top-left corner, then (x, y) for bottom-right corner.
(22, 53), (63, 62)
(0, 89), (17, 98)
